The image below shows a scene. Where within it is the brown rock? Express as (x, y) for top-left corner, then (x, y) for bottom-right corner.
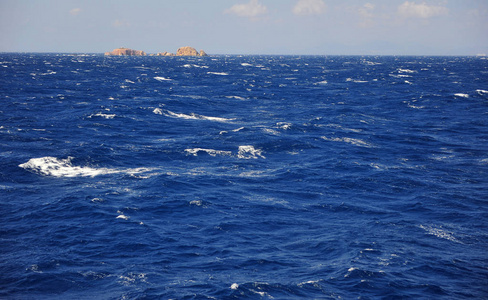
(104, 47), (146, 56)
(156, 52), (175, 56)
(199, 49), (208, 56)
(176, 46), (199, 56)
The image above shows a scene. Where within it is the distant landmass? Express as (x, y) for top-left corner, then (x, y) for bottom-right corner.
(104, 46), (208, 57)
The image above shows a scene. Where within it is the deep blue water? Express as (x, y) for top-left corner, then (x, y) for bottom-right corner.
(1, 53), (488, 299)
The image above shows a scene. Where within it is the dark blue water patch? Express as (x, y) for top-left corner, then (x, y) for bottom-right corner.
(1, 54), (488, 299)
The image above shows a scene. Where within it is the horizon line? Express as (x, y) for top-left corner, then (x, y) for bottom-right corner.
(1, 51), (486, 57)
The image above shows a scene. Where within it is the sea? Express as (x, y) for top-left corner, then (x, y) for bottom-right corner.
(1, 53), (487, 299)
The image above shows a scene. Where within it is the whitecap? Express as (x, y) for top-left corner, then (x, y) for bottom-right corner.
(226, 95), (246, 100)
(39, 71), (56, 76)
(346, 78), (368, 83)
(207, 72), (229, 76)
(153, 108), (163, 115)
(315, 80), (328, 84)
(185, 148), (232, 157)
(183, 64), (209, 69)
(219, 127), (245, 135)
(241, 63), (253, 67)
(19, 157), (119, 177)
(154, 76), (172, 82)
(398, 68), (416, 73)
(238, 145), (265, 159)
(19, 157), (158, 178)
(321, 136), (375, 148)
(164, 110), (234, 122)
(88, 112), (116, 119)
(230, 283), (239, 290)
(454, 93), (469, 98)
(476, 89), (488, 95)
(276, 122), (292, 130)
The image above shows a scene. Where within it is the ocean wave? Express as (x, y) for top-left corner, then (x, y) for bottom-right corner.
(238, 145), (265, 159)
(314, 80), (328, 85)
(226, 95), (246, 100)
(160, 109), (235, 122)
(207, 72), (229, 76)
(154, 76), (172, 82)
(321, 136), (375, 148)
(183, 64), (209, 68)
(19, 157), (156, 178)
(185, 148), (232, 157)
(454, 93), (469, 98)
(398, 68), (416, 73)
(419, 225), (462, 244)
(346, 78), (368, 83)
(185, 145), (265, 159)
(87, 112), (116, 119)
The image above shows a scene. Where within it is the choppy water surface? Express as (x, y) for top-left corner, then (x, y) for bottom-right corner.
(1, 54), (488, 299)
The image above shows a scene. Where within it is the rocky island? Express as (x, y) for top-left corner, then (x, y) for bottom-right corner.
(104, 47), (146, 56)
(105, 46), (208, 57)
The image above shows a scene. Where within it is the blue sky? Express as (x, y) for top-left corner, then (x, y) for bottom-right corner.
(1, 0), (487, 55)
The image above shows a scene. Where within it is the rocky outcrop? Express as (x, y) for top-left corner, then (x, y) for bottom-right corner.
(176, 46), (199, 56)
(155, 52), (174, 56)
(105, 46), (207, 57)
(104, 48), (146, 56)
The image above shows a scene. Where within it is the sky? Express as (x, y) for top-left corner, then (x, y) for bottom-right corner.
(1, 0), (487, 55)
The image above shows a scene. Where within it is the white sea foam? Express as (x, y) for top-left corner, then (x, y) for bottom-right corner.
(19, 157), (119, 177)
(207, 72), (229, 76)
(225, 95), (246, 100)
(185, 148), (232, 157)
(277, 122), (292, 130)
(398, 68), (416, 73)
(39, 71), (56, 76)
(164, 110), (234, 122)
(241, 63), (253, 67)
(219, 127), (245, 135)
(153, 108), (163, 115)
(238, 145), (265, 159)
(454, 93), (469, 98)
(346, 78), (368, 83)
(183, 64), (209, 69)
(362, 60), (382, 66)
(88, 112), (116, 119)
(315, 80), (328, 85)
(321, 136), (375, 148)
(476, 89), (488, 94)
(154, 76), (172, 82)
(19, 157), (158, 178)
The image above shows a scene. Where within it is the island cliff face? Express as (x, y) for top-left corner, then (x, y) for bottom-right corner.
(176, 46), (199, 56)
(104, 46), (208, 56)
(104, 48), (146, 56)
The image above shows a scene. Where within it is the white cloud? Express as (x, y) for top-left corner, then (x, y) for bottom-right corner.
(398, 1), (448, 18)
(69, 8), (82, 16)
(224, 0), (267, 18)
(293, 0), (326, 16)
(358, 3), (375, 18)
